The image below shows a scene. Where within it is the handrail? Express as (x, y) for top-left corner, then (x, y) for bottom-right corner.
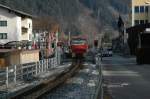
(94, 54), (103, 99)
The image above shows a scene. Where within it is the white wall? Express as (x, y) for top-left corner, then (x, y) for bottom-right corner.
(21, 18), (32, 41)
(0, 8), (22, 44)
(27, 18), (32, 41)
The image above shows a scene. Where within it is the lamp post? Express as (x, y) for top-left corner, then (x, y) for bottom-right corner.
(131, 0), (135, 26)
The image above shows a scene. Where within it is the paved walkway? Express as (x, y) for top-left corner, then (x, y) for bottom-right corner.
(102, 55), (150, 99)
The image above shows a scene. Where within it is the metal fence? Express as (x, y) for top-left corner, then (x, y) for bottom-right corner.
(94, 54), (103, 99)
(0, 57), (58, 90)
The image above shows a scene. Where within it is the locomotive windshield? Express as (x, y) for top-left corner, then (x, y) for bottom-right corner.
(71, 39), (86, 45)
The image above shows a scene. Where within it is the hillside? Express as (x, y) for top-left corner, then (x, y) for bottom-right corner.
(0, 0), (130, 38)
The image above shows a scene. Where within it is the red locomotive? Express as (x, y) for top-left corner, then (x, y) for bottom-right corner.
(70, 38), (88, 58)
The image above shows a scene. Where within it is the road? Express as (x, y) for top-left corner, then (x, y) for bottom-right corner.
(102, 55), (150, 99)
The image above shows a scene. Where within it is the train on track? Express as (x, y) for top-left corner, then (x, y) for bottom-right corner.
(70, 38), (88, 58)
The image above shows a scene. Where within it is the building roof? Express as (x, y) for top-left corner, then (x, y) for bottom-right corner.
(126, 23), (150, 33)
(0, 4), (33, 18)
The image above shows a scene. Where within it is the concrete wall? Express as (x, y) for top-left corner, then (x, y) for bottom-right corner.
(20, 50), (39, 64)
(9, 51), (21, 66)
(0, 50), (39, 67)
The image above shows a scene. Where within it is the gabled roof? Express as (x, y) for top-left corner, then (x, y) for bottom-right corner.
(0, 4), (33, 18)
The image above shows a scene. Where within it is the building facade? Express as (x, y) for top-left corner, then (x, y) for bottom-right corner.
(0, 4), (32, 44)
(131, 0), (150, 26)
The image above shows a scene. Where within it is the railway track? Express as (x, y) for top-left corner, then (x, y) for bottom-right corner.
(11, 59), (83, 99)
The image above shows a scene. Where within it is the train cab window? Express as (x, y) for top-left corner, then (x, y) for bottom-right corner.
(71, 39), (86, 45)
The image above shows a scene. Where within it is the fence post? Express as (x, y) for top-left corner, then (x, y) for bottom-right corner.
(49, 59), (51, 69)
(55, 57), (57, 67)
(44, 59), (46, 71)
(44, 59), (46, 72)
(47, 59), (49, 69)
(21, 64), (23, 80)
(39, 61), (41, 73)
(6, 67), (9, 88)
(14, 65), (17, 85)
(51, 58), (53, 68)
(43, 60), (45, 72)
(46, 59), (48, 70)
(42, 60), (44, 72)
(50, 59), (51, 69)
(54, 58), (55, 68)
(27, 66), (29, 79)
(35, 62), (38, 75)
(55, 56), (59, 67)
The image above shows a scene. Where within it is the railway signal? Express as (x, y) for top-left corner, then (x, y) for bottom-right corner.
(94, 40), (98, 47)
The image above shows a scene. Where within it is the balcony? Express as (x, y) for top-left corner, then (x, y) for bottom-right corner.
(21, 18), (29, 29)
(22, 27), (28, 34)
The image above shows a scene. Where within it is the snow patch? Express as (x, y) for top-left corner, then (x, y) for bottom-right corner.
(92, 70), (99, 75)
(66, 77), (84, 84)
(87, 80), (96, 87)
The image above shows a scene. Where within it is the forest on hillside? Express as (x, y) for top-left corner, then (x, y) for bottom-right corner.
(0, 0), (130, 37)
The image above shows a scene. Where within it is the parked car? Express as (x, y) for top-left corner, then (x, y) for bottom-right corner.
(102, 48), (112, 57)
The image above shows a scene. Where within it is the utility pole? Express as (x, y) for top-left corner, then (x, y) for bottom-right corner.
(55, 32), (58, 65)
(98, 8), (100, 22)
(68, 32), (71, 46)
(96, 8), (101, 49)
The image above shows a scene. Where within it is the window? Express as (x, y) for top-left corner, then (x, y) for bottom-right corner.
(0, 21), (7, 26)
(140, 6), (145, 13)
(134, 20), (139, 25)
(135, 6), (139, 13)
(0, 33), (7, 39)
(145, 6), (149, 13)
(140, 20), (145, 24)
(145, 20), (148, 23)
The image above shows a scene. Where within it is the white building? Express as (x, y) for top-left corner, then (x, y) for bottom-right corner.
(0, 4), (33, 44)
